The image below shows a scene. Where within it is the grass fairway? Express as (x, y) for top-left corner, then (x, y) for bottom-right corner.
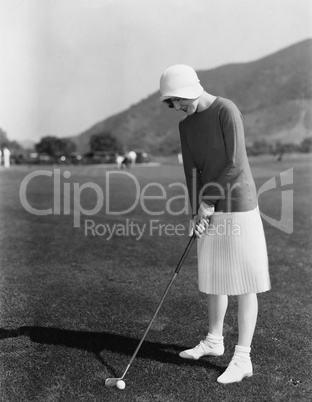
(0, 155), (311, 401)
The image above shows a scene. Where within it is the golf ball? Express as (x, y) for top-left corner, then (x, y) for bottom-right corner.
(117, 380), (126, 390)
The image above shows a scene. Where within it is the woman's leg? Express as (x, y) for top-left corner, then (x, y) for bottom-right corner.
(179, 294), (227, 360)
(217, 293), (258, 384)
(208, 294), (228, 337)
(237, 293), (258, 347)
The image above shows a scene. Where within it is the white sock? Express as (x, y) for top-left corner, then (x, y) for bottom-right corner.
(204, 333), (224, 348)
(234, 345), (251, 363)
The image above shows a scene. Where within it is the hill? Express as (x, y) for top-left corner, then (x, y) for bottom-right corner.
(71, 39), (312, 155)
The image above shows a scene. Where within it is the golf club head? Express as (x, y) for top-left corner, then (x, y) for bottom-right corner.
(105, 377), (122, 387)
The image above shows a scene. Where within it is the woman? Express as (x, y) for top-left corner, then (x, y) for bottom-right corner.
(159, 65), (271, 384)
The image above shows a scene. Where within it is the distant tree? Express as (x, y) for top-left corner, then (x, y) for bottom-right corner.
(35, 136), (76, 156)
(7, 140), (22, 152)
(0, 128), (23, 151)
(280, 143), (300, 153)
(300, 137), (312, 153)
(89, 132), (122, 153)
(248, 139), (271, 155)
(58, 138), (76, 155)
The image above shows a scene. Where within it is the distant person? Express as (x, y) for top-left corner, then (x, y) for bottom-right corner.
(116, 154), (124, 169)
(3, 147), (11, 168)
(277, 150), (284, 162)
(159, 65), (270, 384)
(127, 151), (137, 167)
(121, 155), (130, 168)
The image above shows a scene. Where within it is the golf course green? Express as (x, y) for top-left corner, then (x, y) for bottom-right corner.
(0, 154), (311, 401)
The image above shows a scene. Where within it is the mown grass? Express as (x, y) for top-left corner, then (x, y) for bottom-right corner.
(0, 155), (311, 402)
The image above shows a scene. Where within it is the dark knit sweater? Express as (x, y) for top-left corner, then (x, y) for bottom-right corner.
(179, 96), (258, 215)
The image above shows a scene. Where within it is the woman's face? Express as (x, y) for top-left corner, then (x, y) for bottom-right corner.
(163, 98), (199, 115)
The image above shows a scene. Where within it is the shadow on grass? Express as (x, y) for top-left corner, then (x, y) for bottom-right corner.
(0, 327), (224, 377)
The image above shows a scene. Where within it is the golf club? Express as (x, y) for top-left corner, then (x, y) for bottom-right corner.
(105, 233), (196, 389)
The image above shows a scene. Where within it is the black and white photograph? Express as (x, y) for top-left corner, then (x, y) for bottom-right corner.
(0, 0), (311, 400)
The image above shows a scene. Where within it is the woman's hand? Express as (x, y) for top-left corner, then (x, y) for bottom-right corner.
(189, 216), (210, 238)
(188, 202), (214, 238)
(195, 217), (210, 238)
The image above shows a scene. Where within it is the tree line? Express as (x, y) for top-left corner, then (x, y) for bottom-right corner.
(1, 127), (312, 161)
(35, 132), (123, 157)
(246, 137), (312, 156)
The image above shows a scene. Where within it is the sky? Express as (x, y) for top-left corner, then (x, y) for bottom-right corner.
(1, 0), (311, 144)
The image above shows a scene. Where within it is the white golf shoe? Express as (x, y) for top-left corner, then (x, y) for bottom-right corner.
(179, 339), (224, 360)
(217, 357), (253, 384)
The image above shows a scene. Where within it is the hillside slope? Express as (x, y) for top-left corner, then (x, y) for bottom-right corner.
(71, 39), (312, 154)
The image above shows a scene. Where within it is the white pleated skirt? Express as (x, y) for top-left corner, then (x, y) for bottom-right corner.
(197, 206), (271, 295)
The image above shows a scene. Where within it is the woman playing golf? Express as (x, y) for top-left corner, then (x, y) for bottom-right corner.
(159, 65), (271, 384)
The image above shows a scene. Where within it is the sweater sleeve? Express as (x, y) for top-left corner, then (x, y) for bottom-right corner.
(201, 102), (245, 206)
(179, 121), (201, 217)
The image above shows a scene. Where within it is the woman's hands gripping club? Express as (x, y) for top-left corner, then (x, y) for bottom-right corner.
(189, 202), (215, 238)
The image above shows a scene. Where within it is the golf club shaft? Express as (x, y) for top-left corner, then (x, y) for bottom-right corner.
(174, 233), (196, 274)
(121, 234), (196, 379)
